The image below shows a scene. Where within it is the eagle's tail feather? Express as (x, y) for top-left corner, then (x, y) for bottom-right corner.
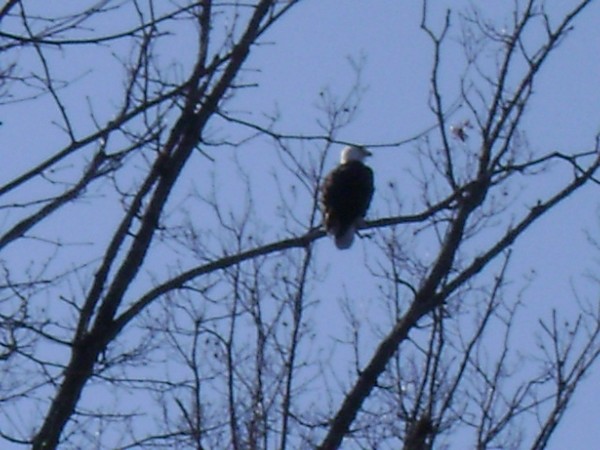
(334, 225), (355, 250)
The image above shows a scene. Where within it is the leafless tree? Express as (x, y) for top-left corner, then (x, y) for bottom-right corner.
(0, 1), (599, 449)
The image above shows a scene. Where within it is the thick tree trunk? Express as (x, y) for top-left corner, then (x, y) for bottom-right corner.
(32, 335), (102, 449)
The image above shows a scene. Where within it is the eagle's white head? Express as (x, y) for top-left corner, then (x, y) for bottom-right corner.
(340, 145), (372, 164)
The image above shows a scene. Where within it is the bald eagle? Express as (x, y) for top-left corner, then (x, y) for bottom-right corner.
(321, 145), (374, 249)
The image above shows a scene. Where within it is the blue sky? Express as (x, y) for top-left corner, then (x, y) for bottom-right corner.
(205, 2), (600, 447)
(2, 1), (600, 448)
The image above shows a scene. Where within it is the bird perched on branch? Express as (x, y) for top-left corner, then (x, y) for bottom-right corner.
(321, 145), (374, 249)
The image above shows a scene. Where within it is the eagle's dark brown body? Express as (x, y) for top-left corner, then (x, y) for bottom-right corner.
(321, 159), (374, 249)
